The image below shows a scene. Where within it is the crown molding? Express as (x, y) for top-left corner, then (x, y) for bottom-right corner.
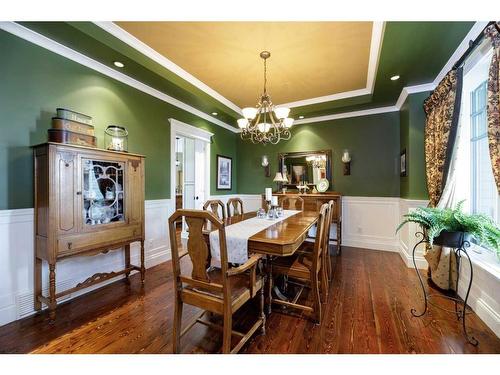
(291, 21), (487, 126)
(395, 82), (436, 109)
(94, 21), (243, 116)
(0, 21), (239, 134)
(292, 105), (398, 125)
(432, 21), (489, 86)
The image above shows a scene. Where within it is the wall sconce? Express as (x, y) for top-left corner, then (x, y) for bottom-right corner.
(341, 149), (351, 175)
(261, 155), (270, 177)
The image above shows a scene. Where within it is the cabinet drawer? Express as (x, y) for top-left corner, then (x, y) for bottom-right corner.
(58, 225), (141, 256)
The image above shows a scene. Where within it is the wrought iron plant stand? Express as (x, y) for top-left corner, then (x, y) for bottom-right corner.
(411, 230), (478, 346)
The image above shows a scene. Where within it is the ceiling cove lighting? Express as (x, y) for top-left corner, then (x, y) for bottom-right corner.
(390, 75), (400, 81)
(113, 61), (125, 68)
(238, 51), (294, 145)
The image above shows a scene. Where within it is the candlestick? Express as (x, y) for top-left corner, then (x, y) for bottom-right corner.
(265, 187), (272, 201)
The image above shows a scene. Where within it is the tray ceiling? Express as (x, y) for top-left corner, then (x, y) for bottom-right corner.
(116, 22), (373, 108)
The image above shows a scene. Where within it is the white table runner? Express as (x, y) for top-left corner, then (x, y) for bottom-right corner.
(209, 210), (300, 264)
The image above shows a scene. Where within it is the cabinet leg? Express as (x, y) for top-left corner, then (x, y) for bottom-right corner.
(34, 257), (42, 311)
(140, 240), (145, 283)
(124, 244), (131, 278)
(49, 263), (57, 321)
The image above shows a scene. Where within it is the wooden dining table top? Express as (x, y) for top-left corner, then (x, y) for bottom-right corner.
(203, 210), (319, 257)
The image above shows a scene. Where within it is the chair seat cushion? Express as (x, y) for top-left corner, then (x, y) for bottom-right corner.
(180, 257), (263, 303)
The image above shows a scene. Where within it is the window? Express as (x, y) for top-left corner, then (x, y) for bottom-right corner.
(451, 47), (500, 258)
(469, 81), (498, 221)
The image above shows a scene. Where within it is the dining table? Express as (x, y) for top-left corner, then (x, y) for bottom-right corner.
(203, 210), (319, 313)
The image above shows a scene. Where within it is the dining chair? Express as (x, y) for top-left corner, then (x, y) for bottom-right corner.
(268, 203), (329, 323)
(304, 200), (335, 282)
(227, 197), (244, 217)
(203, 199), (226, 220)
(168, 209), (266, 354)
(281, 195), (304, 211)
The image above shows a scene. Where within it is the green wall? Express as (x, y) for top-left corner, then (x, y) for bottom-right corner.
(399, 92), (429, 200)
(0, 31), (238, 210)
(237, 112), (401, 197)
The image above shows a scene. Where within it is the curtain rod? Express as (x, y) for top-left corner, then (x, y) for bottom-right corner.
(453, 21), (499, 70)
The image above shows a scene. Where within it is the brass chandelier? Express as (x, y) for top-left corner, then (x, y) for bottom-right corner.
(238, 51), (294, 144)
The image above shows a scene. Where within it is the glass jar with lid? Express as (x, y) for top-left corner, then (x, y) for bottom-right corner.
(105, 125), (128, 152)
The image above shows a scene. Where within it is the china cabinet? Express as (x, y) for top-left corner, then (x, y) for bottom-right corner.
(33, 142), (145, 320)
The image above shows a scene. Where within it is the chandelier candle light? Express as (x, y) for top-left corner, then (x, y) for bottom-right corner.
(238, 51), (294, 144)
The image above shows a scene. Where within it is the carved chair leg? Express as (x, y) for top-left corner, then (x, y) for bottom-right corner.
(48, 263), (56, 321)
(172, 294), (183, 354)
(311, 272), (322, 324)
(326, 244), (333, 281)
(267, 259), (273, 315)
(124, 244), (131, 278)
(260, 283), (266, 335)
(222, 311), (232, 354)
(140, 240), (145, 283)
(320, 264), (328, 303)
(34, 257), (42, 311)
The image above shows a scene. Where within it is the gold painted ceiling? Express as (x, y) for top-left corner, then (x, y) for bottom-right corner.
(116, 21), (373, 107)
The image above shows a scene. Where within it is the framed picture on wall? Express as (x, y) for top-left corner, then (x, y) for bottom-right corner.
(216, 155), (232, 190)
(400, 149), (407, 177)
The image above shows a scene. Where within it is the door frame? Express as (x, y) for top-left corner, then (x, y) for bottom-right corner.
(169, 118), (213, 220)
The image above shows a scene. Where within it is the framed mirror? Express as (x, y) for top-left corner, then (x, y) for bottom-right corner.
(278, 150), (332, 190)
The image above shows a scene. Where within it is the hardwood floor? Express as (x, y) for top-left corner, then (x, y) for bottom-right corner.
(0, 247), (499, 354)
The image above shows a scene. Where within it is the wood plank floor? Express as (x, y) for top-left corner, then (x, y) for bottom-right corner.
(0, 247), (499, 354)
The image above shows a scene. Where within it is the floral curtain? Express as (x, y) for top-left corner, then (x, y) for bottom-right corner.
(485, 22), (500, 193)
(423, 68), (463, 207)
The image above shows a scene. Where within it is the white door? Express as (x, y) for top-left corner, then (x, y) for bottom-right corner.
(194, 139), (206, 209)
(183, 136), (195, 210)
(180, 136), (208, 237)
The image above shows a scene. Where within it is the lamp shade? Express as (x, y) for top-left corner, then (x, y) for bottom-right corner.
(342, 149), (351, 163)
(273, 172), (285, 182)
(242, 107), (258, 120)
(237, 118), (249, 129)
(257, 122), (271, 133)
(283, 117), (294, 128)
(274, 107), (290, 119)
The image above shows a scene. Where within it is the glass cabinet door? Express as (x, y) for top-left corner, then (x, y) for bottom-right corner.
(82, 159), (125, 226)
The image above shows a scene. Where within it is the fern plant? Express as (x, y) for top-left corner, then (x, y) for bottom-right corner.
(396, 200), (500, 260)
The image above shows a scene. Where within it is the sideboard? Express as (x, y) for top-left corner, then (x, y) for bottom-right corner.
(262, 192), (342, 252)
(33, 142), (145, 320)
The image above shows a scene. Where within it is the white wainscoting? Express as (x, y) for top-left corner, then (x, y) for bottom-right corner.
(341, 196), (401, 252)
(0, 199), (172, 327)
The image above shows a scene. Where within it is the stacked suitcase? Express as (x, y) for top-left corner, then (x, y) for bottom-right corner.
(48, 108), (97, 147)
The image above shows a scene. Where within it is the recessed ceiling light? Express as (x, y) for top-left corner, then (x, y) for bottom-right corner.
(211, 112), (218, 116)
(113, 61), (125, 68)
(390, 75), (400, 81)
(299, 115), (305, 119)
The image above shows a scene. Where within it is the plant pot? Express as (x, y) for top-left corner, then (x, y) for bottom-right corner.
(434, 231), (472, 248)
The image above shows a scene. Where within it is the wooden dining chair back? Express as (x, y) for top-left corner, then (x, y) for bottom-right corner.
(281, 195), (305, 211)
(203, 199), (226, 220)
(269, 203), (329, 323)
(168, 209), (266, 354)
(227, 197), (244, 217)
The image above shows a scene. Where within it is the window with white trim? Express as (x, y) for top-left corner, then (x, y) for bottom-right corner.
(469, 81), (498, 221)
